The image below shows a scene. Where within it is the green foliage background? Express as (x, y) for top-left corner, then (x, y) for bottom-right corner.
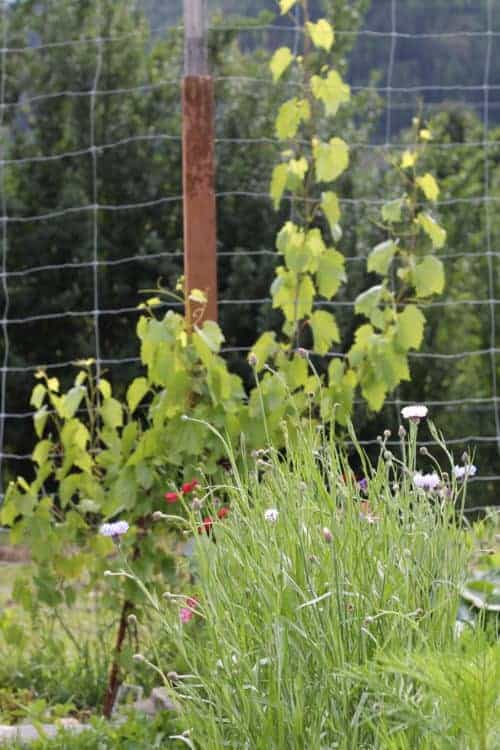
(0, 0), (499, 506)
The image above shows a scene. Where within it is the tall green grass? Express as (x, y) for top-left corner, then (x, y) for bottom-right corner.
(151, 422), (499, 749)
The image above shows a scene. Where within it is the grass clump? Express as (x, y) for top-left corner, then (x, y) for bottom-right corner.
(153, 421), (499, 749)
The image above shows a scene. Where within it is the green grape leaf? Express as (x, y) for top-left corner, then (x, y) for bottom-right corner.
(100, 398), (123, 430)
(416, 212), (447, 248)
(98, 379), (112, 399)
(276, 98), (310, 140)
(270, 46), (294, 82)
(277, 352), (309, 390)
(196, 320), (225, 353)
(325, 360), (357, 425)
(271, 163), (289, 209)
(277, 222), (309, 272)
(34, 406), (48, 439)
(321, 192), (341, 237)
(127, 377), (149, 414)
(310, 310), (340, 355)
(313, 137), (349, 182)
(355, 285), (383, 319)
(272, 268), (315, 322)
(251, 331), (278, 372)
(381, 198), (403, 223)
(288, 157), (308, 181)
(401, 150), (417, 169)
(306, 19), (335, 51)
(316, 249), (346, 299)
(416, 173), (439, 202)
(361, 376), (387, 412)
(279, 0), (298, 13)
(30, 383), (46, 410)
(395, 305), (426, 350)
(61, 386), (86, 419)
(304, 228), (327, 271)
(310, 70), (350, 116)
(367, 240), (397, 276)
(32, 439), (52, 467)
(414, 255), (445, 297)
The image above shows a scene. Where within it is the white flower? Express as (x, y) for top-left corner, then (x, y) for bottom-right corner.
(100, 520), (129, 538)
(401, 404), (428, 421)
(264, 508), (279, 524)
(453, 464), (477, 480)
(413, 472), (440, 492)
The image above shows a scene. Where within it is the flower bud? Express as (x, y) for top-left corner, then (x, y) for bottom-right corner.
(127, 613), (138, 626)
(383, 429), (391, 439)
(322, 527), (333, 543)
(398, 425), (406, 439)
(133, 653), (145, 662)
(419, 446), (429, 455)
(248, 352), (258, 367)
(152, 511), (167, 521)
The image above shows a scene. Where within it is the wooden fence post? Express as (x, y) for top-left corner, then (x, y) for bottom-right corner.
(182, 0), (218, 325)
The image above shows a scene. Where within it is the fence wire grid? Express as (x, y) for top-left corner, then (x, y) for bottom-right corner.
(0, 0), (499, 511)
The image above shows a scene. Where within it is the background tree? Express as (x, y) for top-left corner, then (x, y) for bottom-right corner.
(1, 0), (499, 506)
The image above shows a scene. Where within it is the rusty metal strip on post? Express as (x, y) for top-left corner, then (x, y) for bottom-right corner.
(182, 0), (218, 326)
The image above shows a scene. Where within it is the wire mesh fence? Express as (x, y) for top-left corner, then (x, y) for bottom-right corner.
(0, 0), (499, 512)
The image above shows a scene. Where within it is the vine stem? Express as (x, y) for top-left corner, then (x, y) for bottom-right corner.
(102, 518), (146, 718)
(102, 598), (133, 718)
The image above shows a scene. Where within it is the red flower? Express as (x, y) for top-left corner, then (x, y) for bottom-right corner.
(165, 479), (199, 503)
(197, 516), (214, 536)
(182, 480), (199, 495)
(164, 491), (180, 504)
(217, 506), (230, 520)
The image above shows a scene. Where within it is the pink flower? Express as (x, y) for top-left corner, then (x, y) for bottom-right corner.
(179, 597), (198, 624)
(179, 607), (194, 624)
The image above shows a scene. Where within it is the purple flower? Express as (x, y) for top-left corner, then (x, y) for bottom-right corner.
(413, 472), (440, 492)
(453, 464), (477, 480)
(358, 477), (368, 494)
(100, 521), (129, 538)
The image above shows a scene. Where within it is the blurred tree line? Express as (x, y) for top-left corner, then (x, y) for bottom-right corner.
(0, 0), (498, 507)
